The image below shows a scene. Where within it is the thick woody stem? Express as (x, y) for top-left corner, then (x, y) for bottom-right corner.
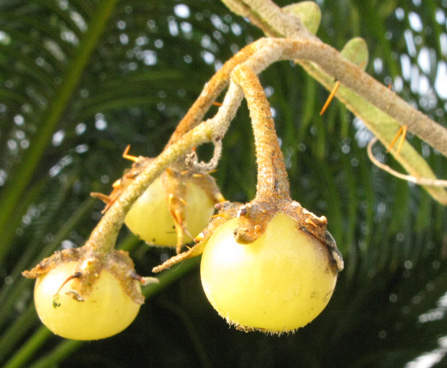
(223, 0), (447, 168)
(232, 65), (290, 199)
(276, 39), (447, 158)
(234, 38), (447, 158)
(171, 33), (447, 161)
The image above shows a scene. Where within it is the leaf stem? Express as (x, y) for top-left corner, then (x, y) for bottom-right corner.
(368, 137), (447, 187)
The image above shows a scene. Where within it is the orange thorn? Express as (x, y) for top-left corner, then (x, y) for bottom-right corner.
(383, 82), (407, 157)
(213, 101), (223, 107)
(101, 200), (116, 214)
(173, 209), (183, 225)
(195, 232), (205, 242)
(396, 125), (407, 156)
(192, 170), (218, 177)
(90, 192), (112, 204)
(320, 81), (340, 116)
(168, 193), (175, 206)
(305, 218), (317, 227)
(91, 189), (120, 213)
(386, 125), (407, 156)
(112, 179), (122, 188)
(129, 271), (145, 283)
(386, 126), (404, 153)
(55, 272), (82, 296)
(122, 145), (139, 162)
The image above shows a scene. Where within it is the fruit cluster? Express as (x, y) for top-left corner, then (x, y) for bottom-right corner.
(23, 4), (344, 338)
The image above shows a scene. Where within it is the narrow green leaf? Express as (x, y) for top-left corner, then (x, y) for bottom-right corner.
(28, 339), (83, 368)
(3, 327), (52, 368)
(0, 305), (38, 364)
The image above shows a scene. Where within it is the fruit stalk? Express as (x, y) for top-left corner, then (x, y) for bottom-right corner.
(232, 64), (290, 200)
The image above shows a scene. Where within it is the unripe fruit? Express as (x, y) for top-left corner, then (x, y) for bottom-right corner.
(200, 213), (337, 334)
(34, 262), (141, 340)
(125, 176), (215, 246)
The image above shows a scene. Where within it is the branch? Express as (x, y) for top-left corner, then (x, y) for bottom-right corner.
(220, 0), (447, 205)
(88, 5), (447, 252)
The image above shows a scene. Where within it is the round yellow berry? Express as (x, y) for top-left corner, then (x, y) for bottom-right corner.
(125, 176), (214, 246)
(200, 213), (338, 334)
(34, 262), (141, 340)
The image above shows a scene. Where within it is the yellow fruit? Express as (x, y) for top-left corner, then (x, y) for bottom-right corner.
(124, 176), (215, 246)
(34, 262), (141, 340)
(200, 213), (338, 334)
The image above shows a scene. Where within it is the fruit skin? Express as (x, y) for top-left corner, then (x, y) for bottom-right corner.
(200, 213), (338, 334)
(124, 176), (215, 246)
(34, 261), (141, 340)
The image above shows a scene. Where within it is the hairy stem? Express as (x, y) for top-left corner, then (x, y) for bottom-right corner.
(234, 37), (447, 158)
(232, 65), (290, 199)
(277, 39), (447, 158)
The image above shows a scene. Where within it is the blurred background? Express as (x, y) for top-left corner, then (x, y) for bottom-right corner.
(0, 0), (446, 367)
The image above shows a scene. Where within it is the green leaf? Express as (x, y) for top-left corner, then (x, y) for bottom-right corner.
(282, 1), (321, 35)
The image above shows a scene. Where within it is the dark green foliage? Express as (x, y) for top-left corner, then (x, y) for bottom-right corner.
(0, 0), (446, 367)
